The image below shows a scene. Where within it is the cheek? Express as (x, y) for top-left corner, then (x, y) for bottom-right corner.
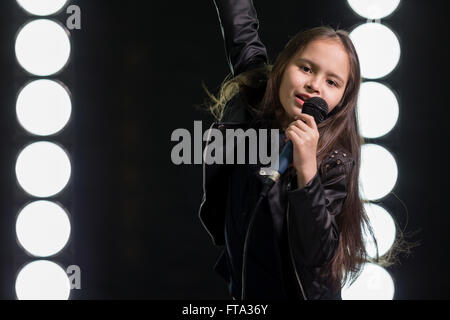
(327, 92), (345, 111)
(279, 76), (290, 102)
(287, 71), (301, 87)
(283, 68), (298, 85)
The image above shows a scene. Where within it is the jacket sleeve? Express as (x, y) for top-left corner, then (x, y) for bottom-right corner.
(286, 149), (355, 268)
(213, 0), (268, 77)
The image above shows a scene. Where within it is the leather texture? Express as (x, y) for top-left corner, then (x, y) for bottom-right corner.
(213, 0), (268, 77)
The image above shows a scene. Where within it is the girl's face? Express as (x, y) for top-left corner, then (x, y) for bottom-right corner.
(278, 39), (350, 122)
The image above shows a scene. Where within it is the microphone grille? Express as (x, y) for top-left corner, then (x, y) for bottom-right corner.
(302, 97), (329, 124)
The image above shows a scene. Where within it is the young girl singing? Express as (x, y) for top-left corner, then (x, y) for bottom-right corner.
(199, 0), (404, 300)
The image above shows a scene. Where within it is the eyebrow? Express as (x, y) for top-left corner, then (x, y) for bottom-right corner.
(296, 58), (346, 84)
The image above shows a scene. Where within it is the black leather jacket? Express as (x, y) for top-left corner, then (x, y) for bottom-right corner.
(198, 0), (355, 300)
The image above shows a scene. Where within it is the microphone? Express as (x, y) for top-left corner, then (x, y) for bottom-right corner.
(278, 97), (329, 175)
(258, 97), (329, 197)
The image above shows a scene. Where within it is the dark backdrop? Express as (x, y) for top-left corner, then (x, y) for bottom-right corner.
(0, 0), (448, 299)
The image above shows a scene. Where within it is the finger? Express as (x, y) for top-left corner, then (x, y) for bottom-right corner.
(295, 113), (318, 130)
(289, 119), (310, 133)
(291, 124), (317, 145)
(286, 126), (305, 143)
(288, 123), (307, 137)
(286, 126), (304, 146)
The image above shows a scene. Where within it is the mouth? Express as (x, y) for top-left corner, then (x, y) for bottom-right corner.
(294, 95), (305, 106)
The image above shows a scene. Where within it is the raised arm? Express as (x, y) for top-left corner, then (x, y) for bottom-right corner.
(213, 0), (268, 77)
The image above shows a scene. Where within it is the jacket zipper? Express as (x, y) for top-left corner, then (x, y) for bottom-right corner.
(199, 120), (255, 244)
(286, 184), (308, 300)
(201, 121), (308, 298)
(198, 122), (220, 244)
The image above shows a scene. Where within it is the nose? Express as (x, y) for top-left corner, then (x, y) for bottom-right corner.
(306, 77), (320, 94)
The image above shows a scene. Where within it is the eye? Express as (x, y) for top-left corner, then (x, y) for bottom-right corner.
(327, 79), (337, 87)
(300, 65), (312, 73)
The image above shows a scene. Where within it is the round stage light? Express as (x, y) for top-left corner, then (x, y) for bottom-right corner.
(16, 79), (72, 136)
(363, 203), (397, 258)
(16, 201), (71, 257)
(15, 19), (71, 76)
(347, 0), (401, 19)
(357, 81), (399, 138)
(15, 141), (71, 197)
(16, 0), (68, 16)
(359, 144), (398, 200)
(342, 263), (395, 300)
(15, 260), (70, 300)
(350, 23), (400, 79)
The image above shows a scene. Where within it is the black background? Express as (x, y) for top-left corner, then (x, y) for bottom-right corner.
(0, 0), (448, 299)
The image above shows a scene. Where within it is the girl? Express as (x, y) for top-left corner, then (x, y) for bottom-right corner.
(199, 0), (405, 300)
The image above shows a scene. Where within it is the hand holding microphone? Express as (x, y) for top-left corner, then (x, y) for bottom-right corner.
(279, 97), (329, 173)
(285, 112), (320, 180)
(258, 97), (329, 197)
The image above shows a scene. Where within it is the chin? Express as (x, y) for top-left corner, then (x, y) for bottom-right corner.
(292, 108), (302, 117)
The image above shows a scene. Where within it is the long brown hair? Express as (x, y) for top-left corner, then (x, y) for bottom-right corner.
(202, 26), (415, 294)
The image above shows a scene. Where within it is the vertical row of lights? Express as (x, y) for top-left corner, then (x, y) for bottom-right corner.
(341, 0), (402, 300)
(14, 0), (73, 300)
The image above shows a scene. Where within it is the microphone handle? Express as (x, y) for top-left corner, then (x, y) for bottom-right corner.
(278, 140), (293, 176)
